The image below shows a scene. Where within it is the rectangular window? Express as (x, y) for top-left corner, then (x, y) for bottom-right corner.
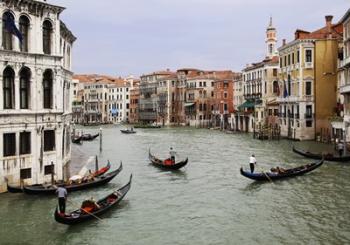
(305, 81), (312, 95)
(20, 132), (31, 155)
(3, 133), (16, 157)
(44, 130), (55, 152)
(297, 50), (300, 63)
(224, 92), (228, 98)
(44, 164), (54, 175)
(305, 50), (312, 63)
(224, 104), (228, 111)
(20, 168), (32, 179)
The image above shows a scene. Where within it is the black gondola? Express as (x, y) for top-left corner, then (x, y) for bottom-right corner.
(81, 133), (99, 141)
(6, 162), (112, 193)
(120, 129), (136, 134)
(240, 159), (324, 181)
(149, 149), (188, 170)
(22, 162), (123, 195)
(292, 146), (350, 162)
(72, 135), (83, 144)
(54, 174), (132, 225)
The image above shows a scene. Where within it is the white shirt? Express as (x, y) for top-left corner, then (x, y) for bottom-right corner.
(249, 156), (256, 164)
(56, 187), (67, 198)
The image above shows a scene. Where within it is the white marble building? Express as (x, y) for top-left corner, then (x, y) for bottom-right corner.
(0, 0), (76, 192)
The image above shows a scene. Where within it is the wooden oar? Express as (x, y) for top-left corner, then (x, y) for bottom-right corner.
(67, 199), (103, 221)
(258, 166), (274, 183)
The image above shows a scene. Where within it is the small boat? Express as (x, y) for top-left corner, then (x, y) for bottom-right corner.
(240, 159), (324, 181)
(54, 174), (132, 225)
(292, 146), (350, 162)
(149, 149), (188, 170)
(6, 183), (24, 193)
(72, 135), (83, 144)
(6, 162), (111, 193)
(22, 162), (123, 195)
(120, 129), (136, 134)
(81, 133), (99, 141)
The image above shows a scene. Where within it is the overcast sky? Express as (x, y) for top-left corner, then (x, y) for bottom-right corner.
(50, 0), (348, 77)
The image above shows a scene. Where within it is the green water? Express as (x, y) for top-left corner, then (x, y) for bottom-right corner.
(1, 126), (350, 245)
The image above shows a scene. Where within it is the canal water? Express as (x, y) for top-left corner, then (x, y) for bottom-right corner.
(1, 126), (350, 245)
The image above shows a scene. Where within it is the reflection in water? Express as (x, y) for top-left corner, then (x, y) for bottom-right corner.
(0, 126), (350, 245)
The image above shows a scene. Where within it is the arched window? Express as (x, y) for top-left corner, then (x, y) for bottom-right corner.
(43, 70), (53, 109)
(3, 67), (15, 109)
(43, 20), (52, 54)
(19, 15), (30, 52)
(269, 44), (273, 55)
(20, 67), (31, 109)
(2, 12), (14, 50)
(67, 46), (71, 68)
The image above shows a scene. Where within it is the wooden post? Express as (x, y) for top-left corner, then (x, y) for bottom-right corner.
(99, 127), (102, 152)
(95, 155), (99, 172)
(51, 161), (54, 185)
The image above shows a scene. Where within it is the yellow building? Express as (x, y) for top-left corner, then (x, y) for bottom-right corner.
(277, 16), (342, 140)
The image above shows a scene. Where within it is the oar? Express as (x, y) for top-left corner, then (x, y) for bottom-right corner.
(258, 166), (274, 183)
(67, 199), (103, 222)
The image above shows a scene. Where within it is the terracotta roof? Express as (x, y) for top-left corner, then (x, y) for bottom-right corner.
(73, 74), (127, 86)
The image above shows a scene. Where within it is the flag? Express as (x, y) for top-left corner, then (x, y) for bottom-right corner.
(283, 81), (288, 98)
(4, 13), (23, 44)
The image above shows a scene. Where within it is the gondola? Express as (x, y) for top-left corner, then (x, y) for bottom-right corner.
(292, 146), (350, 162)
(149, 149), (188, 170)
(120, 129), (136, 134)
(72, 135), (83, 144)
(54, 174), (132, 225)
(240, 159), (324, 181)
(6, 162), (112, 193)
(22, 162), (123, 195)
(81, 133), (99, 141)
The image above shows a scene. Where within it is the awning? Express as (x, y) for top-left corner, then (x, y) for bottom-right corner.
(237, 101), (255, 110)
(237, 100), (262, 110)
(184, 103), (195, 107)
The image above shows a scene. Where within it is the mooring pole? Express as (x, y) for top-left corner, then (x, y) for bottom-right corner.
(99, 127), (102, 152)
(95, 155), (99, 172)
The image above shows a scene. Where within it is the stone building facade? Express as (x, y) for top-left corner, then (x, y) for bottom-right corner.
(0, 0), (76, 192)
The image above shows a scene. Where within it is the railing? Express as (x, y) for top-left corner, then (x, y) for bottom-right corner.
(294, 113), (300, 119)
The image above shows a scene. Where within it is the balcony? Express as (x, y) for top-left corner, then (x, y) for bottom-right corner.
(304, 62), (313, 69)
(340, 83), (350, 94)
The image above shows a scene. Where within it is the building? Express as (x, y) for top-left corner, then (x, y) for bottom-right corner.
(108, 79), (130, 124)
(139, 70), (173, 124)
(0, 0), (76, 192)
(235, 18), (279, 133)
(129, 80), (140, 124)
(71, 78), (84, 124)
(338, 9), (350, 146)
(277, 16), (343, 140)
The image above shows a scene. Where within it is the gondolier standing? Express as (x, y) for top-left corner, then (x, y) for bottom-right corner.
(338, 141), (344, 156)
(249, 154), (257, 173)
(56, 186), (67, 214)
(169, 147), (176, 164)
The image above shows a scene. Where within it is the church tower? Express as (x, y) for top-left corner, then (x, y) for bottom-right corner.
(266, 17), (277, 58)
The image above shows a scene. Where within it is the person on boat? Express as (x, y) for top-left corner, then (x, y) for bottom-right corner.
(56, 186), (67, 215)
(81, 197), (100, 213)
(338, 141), (344, 156)
(169, 147), (176, 164)
(249, 154), (257, 173)
(131, 127), (134, 132)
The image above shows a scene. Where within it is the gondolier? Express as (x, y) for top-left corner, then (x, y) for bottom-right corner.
(249, 154), (257, 173)
(169, 147), (176, 163)
(338, 142), (344, 156)
(56, 186), (67, 214)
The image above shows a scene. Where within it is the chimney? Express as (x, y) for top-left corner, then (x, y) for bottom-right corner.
(282, 39), (286, 46)
(325, 15), (333, 32)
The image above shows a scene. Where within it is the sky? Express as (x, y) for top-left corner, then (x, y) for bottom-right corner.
(50, 0), (349, 77)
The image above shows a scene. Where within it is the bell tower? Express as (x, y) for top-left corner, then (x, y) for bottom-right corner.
(266, 17), (277, 58)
